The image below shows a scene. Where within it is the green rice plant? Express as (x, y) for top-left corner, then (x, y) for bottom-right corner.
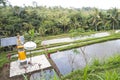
(50, 70), (60, 80)
(85, 69), (120, 80)
(92, 58), (101, 66)
(106, 54), (120, 65)
(83, 65), (89, 80)
(22, 74), (28, 80)
(89, 73), (104, 80)
(101, 70), (120, 80)
(0, 52), (9, 68)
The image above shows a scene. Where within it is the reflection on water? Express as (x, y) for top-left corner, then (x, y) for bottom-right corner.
(30, 69), (55, 80)
(51, 40), (120, 75)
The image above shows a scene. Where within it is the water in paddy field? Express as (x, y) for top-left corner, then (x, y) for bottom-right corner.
(30, 69), (58, 80)
(51, 40), (120, 75)
(41, 32), (110, 45)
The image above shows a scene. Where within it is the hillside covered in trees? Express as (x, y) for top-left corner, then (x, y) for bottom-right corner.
(0, 2), (120, 38)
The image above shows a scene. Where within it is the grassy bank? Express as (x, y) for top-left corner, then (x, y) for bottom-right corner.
(20, 32), (120, 55)
(6, 30), (114, 54)
(0, 32), (120, 69)
(35, 31), (96, 41)
(7, 31), (97, 54)
(62, 54), (120, 80)
(30, 33), (120, 56)
(0, 52), (9, 68)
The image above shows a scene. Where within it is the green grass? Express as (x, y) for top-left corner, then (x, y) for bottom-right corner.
(88, 69), (120, 80)
(62, 54), (120, 80)
(0, 52), (9, 68)
(9, 31), (120, 55)
(22, 33), (120, 56)
(35, 31), (96, 41)
(33, 32), (120, 52)
(10, 33), (120, 62)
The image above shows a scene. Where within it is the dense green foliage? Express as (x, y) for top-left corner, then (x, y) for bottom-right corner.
(0, 4), (120, 38)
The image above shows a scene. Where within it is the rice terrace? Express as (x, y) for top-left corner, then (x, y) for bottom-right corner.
(0, 0), (120, 80)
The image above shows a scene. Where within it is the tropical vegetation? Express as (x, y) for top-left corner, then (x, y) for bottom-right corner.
(0, 1), (120, 38)
(1, 0), (120, 80)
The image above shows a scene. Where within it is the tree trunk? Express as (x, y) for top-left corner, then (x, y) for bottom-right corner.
(113, 22), (115, 31)
(95, 25), (97, 31)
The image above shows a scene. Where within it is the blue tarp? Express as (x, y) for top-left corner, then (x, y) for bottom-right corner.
(0, 36), (24, 47)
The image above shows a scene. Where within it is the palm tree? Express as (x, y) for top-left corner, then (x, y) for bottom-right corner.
(58, 15), (70, 32)
(87, 8), (104, 31)
(106, 8), (119, 30)
(38, 26), (46, 36)
(92, 8), (100, 31)
(69, 12), (84, 30)
(96, 12), (106, 30)
(22, 22), (33, 32)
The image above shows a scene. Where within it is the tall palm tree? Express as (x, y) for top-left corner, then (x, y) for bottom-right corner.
(58, 15), (70, 32)
(87, 10), (100, 31)
(69, 13), (83, 30)
(106, 8), (119, 30)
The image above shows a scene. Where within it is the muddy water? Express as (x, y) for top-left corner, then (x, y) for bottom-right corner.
(51, 40), (120, 75)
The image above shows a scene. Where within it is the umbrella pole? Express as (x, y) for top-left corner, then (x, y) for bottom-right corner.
(29, 50), (32, 65)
